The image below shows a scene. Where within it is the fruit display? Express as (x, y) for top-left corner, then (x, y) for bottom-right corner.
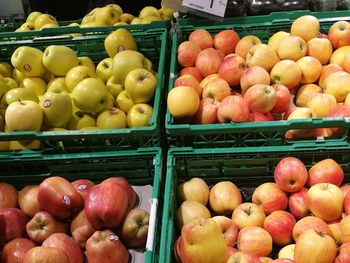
(160, 146), (350, 262)
(167, 14), (350, 144)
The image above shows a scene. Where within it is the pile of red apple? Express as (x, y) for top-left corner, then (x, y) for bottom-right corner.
(0, 176), (150, 263)
(175, 157), (350, 262)
(167, 15), (350, 139)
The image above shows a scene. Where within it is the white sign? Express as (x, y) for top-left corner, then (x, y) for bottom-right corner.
(182, 0), (228, 17)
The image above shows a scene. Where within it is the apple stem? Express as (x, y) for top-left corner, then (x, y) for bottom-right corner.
(18, 99), (24, 105)
(314, 230), (325, 237)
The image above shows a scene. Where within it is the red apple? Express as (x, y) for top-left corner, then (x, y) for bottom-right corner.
(232, 202), (266, 230)
(235, 35), (262, 58)
(244, 84), (277, 113)
(42, 233), (83, 263)
(307, 37), (333, 65)
(327, 105), (350, 136)
(328, 21), (350, 49)
(26, 211), (67, 244)
(288, 188), (310, 219)
(0, 208), (30, 242)
(86, 230), (129, 263)
(0, 183), (18, 211)
(227, 252), (261, 263)
(119, 208), (149, 248)
(189, 29), (213, 50)
(252, 183), (288, 215)
(70, 210), (95, 249)
(1, 238), (35, 263)
(214, 29), (240, 55)
(85, 180), (129, 229)
(292, 216), (331, 241)
(226, 247), (238, 257)
(212, 216), (239, 247)
(202, 78), (231, 102)
(23, 246), (69, 263)
(260, 257), (274, 263)
(240, 66), (270, 94)
(71, 179), (95, 202)
(18, 185), (42, 217)
(218, 54), (246, 86)
(37, 176), (83, 220)
(318, 64), (344, 89)
(174, 74), (202, 96)
(195, 48), (222, 77)
(237, 226), (273, 257)
(342, 185), (350, 199)
(217, 95), (249, 123)
(271, 84), (292, 114)
(0, 214), (5, 247)
(209, 181), (242, 215)
(248, 111), (271, 122)
(335, 243), (350, 263)
(177, 41), (201, 67)
(263, 211), (296, 246)
(307, 158), (344, 187)
(193, 98), (219, 124)
(274, 157), (308, 193)
(180, 67), (203, 82)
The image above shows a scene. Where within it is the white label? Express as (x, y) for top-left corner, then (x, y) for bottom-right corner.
(182, 0), (228, 17)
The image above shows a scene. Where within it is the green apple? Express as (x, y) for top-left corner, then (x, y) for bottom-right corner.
(127, 103), (153, 128)
(139, 6), (161, 19)
(66, 111), (96, 130)
(26, 11), (42, 23)
(0, 62), (13, 77)
(95, 6), (120, 26)
(96, 58), (113, 83)
(116, 90), (134, 113)
(9, 140), (41, 150)
(11, 46), (46, 77)
(106, 76), (124, 98)
(34, 14), (58, 29)
(125, 69), (156, 103)
(5, 88), (39, 105)
(131, 18), (143, 24)
(120, 13), (134, 24)
(43, 45), (79, 76)
(47, 77), (69, 92)
(104, 28), (137, 58)
(78, 57), (95, 71)
(19, 77), (47, 96)
(72, 78), (109, 113)
(39, 87), (73, 127)
(4, 78), (18, 90)
(65, 65), (97, 92)
(96, 108), (127, 129)
(112, 50), (147, 84)
(5, 100), (43, 131)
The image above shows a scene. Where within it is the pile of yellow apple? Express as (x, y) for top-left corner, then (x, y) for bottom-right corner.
(16, 4), (174, 32)
(167, 15), (350, 139)
(0, 28), (157, 150)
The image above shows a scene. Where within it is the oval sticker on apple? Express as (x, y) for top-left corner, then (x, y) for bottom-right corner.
(23, 64), (31, 72)
(76, 184), (87, 191)
(117, 45), (124, 53)
(62, 194), (71, 206)
(43, 99), (52, 108)
(108, 234), (119, 242)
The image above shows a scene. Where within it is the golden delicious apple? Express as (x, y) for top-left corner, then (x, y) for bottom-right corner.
(9, 140), (41, 150)
(11, 46), (46, 77)
(95, 6), (121, 25)
(177, 200), (211, 229)
(34, 14), (58, 29)
(104, 28), (137, 58)
(96, 108), (127, 129)
(3, 78), (18, 90)
(119, 13), (134, 24)
(116, 90), (135, 113)
(40, 23), (59, 30)
(26, 11), (42, 23)
(139, 6), (161, 19)
(81, 8), (98, 24)
(65, 66), (97, 92)
(167, 86), (200, 119)
(125, 69), (156, 103)
(12, 69), (27, 84)
(43, 45), (79, 76)
(66, 111), (96, 130)
(5, 88), (38, 105)
(142, 16), (162, 24)
(105, 4), (123, 14)
(20, 77), (47, 96)
(127, 103), (153, 127)
(0, 62), (13, 77)
(291, 15), (320, 42)
(5, 100), (43, 131)
(104, 92), (115, 110)
(15, 22), (35, 32)
(77, 57), (95, 71)
(47, 77), (69, 92)
(131, 18), (143, 24)
(96, 58), (113, 83)
(106, 76), (124, 98)
(72, 78), (109, 113)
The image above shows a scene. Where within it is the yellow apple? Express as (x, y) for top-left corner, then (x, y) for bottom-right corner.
(277, 36), (307, 61)
(104, 92), (115, 109)
(94, 6), (121, 25)
(96, 58), (113, 83)
(0, 79), (9, 101)
(65, 65), (97, 92)
(66, 111), (96, 130)
(142, 16), (162, 24)
(287, 107), (317, 138)
(307, 38), (333, 65)
(307, 93), (337, 117)
(81, 8), (98, 24)
(5, 88), (38, 106)
(116, 90), (134, 113)
(12, 69), (27, 84)
(278, 244), (295, 260)
(160, 5), (175, 19)
(3, 77), (18, 90)
(296, 56), (323, 84)
(77, 56), (95, 71)
(124, 69), (156, 103)
(167, 86), (200, 119)
(26, 11), (42, 23)
(105, 4), (123, 14)
(106, 76), (124, 98)
(319, 64), (344, 89)
(330, 45), (350, 65)
(96, 108), (127, 129)
(120, 13), (134, 24)
(34, 14), (58, 29)
(235, 35), (261, 58)
(40, 23), (59, 30)
(323, 71), (350, 102)
(246, 44), (280, 72)
(131, 18), (143, 24)
(15, 22), (35, 32)
(127, 103), (153, 127)
(104, 28), (137, 58)
(114, 22), (128, 26)
(270, 60), (302, 90)
(20, 77), (47, 96)
(47, 77), (69, 92)
(268, 31), (290, 53)
(291, 15), (320, 42)
(9, 140), (41, 150)
(43, 45), (79, 76)
(0, 62), (13, 77)
(139, 6), (161, 19)
(296, 84), (322, 107)
(11, 46), (46, 77)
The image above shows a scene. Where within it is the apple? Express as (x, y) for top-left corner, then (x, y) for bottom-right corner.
(287, 107), (317, 139)
(176, 200), (211, 229)
(335, 243), (350, 262)
(189, 29), (213, 50)
(42, 233), (83, 263)
(39, 88), (72, 128)
(212, 216), (238, 247)
(271, 84), (292, 114)
(296, 56), (323, 84)
(235, 35), (261, 58)
(294, 229), (337, 263)
(174, 74), (202, 96)
(328, 219), (342, 244)
(43, 45), (79, 76)
(307, 37), (333, 65)
(11, 46), (46, 77)
(277, 36), (307, 61)
(77, 56), (95, 71)
(202, 78), (231, 103)
(95, 6), (120, 25)
(244, 84), (276, 113)
(96, 58), (113, 83)
(24, 246), (69, 263)
(167, 85), (200, 119)
(341, 215), (350, 243)
(104, 28), (137, 58)
(4, 77), (18, 90)
(12, 69), (27, 84)
(106, 76), (124, 98)
(70, 210), (95, 249)
(26, 211), (67, 243)
(227, 252), (261, 263)
(296, 84), (322, 107)
(0, 183), (17, 211)
(96, 108), (127, 129)
(274, 156), (308, 193)
(195, 48), (222, 77)
(324, 71), (350, 102)
(217, 95), (249, 123)
(200, 73), (219, 88)
(72, 78), (109, 113)
(308, 158), (344, 188)
(67, 111), (96, 130)
(26, 11), (42, 23)
(0, 62), (13, 78)
(240, 66), (270, 94)
(237, 226), (273, 257)
(342, 52), (350, 73)
(5, 88), (38, 106)
(270, 60), (302, 90)
(248, 111), (271, 122)
(209, 181), (242, 215)
(263, 211), (296, 246)
(177, 217), (227, 263)
(18, 185), (41, 217)
(116, 90), (135, 113)
(293, 216), (331, 242)
(124, 68), (156, 103)
(127, 103), (153, 127)
(178, 177), (209, 205)
(268, 31), (290, 53)
(0, 208), (30, 242)
(214, 29), (240, 55)
(19, 77), (46, 96)
(180, 67), (203, 82)
(34, 14), (58, 29)
(327, 105), (350, 136)
(1, 238), (35, 263)
(47, 78), (68, 93)
(278, 244), (295, 260)
(291, 15), (320, 42)
(37, 176), (83, 220)
(218, 54), (247, 86)
(328, 21), (350, 49)
(288, 188), (310, 219)
(252, 182), (288, 215)
(307, 93), (337, 117)
(177, 41), (201, 68)
(65, 65), (97, 92)
(5, 100), (43, 132)
(246, 44), (280, 72)
(232, 202), (266, 229)
(71, 179), (95, 201)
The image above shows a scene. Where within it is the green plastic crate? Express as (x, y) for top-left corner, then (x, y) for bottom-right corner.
(0, 147), (162, 263)
(166, 11), (350, 148)
(0, 28), (167, 155)
(159, 143), (350, 262)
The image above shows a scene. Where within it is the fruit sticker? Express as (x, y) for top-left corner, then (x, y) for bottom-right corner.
(23, 64), (31, 72)
(118, 45), (125, 53)
(43, 99), (52, 108)
(108, 234), (119, 241)
(62, 194), (71, 206)
(76, 184), (88, 191)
